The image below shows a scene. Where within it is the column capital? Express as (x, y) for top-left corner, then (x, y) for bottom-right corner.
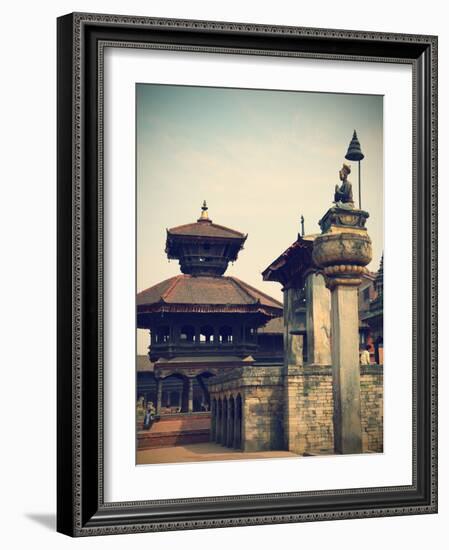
(312, 225), (372, 289)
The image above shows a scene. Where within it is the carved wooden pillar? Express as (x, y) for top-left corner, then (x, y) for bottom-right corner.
(156, 378), (162, 415)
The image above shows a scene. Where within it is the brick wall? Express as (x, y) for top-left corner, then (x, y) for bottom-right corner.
(208, 364), (383, 456)
(360, 365), (383, 452)
(243, 383), (284, 451)
(287, 365), (383, 455)
(285, 366), (334, 455)
(209, 366), (285, 452)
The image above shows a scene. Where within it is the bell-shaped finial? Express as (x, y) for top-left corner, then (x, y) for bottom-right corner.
(345, 130), (365, 161)
(198, 200), (210, 221)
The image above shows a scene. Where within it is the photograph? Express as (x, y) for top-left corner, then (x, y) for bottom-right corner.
(53, 9), (437, 536)
(135, 83), (384, 465)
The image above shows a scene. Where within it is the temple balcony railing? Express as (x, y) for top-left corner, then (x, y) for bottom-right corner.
(149, 341), (259, 359)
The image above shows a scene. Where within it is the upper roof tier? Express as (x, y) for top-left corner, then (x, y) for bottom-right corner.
(165, 201), (247, 277)
(167, 220), (245, 240)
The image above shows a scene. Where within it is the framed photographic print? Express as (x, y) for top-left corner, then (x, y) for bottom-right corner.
(57, 12), (438, 536)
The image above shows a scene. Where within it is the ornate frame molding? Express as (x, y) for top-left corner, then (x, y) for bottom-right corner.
(57, 12), (437, 536)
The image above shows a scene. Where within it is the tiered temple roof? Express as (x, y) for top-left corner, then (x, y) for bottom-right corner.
(164, 201), (247, 277)
(261, 236), (314, 290)
(137, 201), (283, 336)
(137, 274), (282, 320)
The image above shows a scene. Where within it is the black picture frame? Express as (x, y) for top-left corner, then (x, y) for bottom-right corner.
(57, 12), (438, 536)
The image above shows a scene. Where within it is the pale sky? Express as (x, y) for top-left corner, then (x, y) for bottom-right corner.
(136, 84), (383, 354)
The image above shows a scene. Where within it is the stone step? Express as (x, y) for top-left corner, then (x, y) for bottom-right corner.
(137, 413), (211, 449)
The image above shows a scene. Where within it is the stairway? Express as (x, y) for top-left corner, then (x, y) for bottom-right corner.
(137, 412), (211, 449)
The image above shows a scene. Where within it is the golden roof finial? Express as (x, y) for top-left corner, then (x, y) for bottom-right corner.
(199, 200), (209, 221)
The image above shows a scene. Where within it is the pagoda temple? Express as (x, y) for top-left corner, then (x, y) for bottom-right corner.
(136, 202), (283, 421)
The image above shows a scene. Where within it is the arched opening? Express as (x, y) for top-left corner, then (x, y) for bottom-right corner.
(199, 325), (214, 344)
(222, 398), (228, 445)
(219, 326), (233, 344)
(159, 373), (185, 413)
(216, 399), (223, 443)
(180, 325), (195, 343)
(235, 394), (243, 450)
(210, 398), (217, 441)
(196, 372), (214, 411)
(191, 377), (207, 412)
(228, 396), (235, 447)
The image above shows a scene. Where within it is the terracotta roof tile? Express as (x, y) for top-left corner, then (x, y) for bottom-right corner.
(167, 220), (246, 240)
(262, 237), (313, 282)
(137, 275), (282, 316)
(259, 316), (284, 334)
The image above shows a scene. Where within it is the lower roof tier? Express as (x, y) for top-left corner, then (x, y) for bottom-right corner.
(137, 274), (282, 320)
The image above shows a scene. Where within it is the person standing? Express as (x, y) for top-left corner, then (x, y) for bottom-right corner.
(143, 401), (156, 430)
(360, 345), (371, 365)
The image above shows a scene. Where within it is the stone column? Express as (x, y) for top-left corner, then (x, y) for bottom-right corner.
(313, 207), (372, 454)
(156, 378), (162, 415)
(329, 283), (362, 453)
(226, 403), (232, 447)
(187, 378), (194, 413)
(222, 400), (228, 445)
(305, 272), (331, 366)
(210, 399), (216, 441)
(233, 404), (239, 448)
(282, 287), (306, 451)
(283, 287), (306, 368)
(216, 400), (222, 443)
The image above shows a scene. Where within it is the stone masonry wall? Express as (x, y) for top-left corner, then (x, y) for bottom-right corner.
(243, 381), (284, 452)
(288, 365), (383, 455)
(209, 364), (383, 455)
(208, 366), (284, 452)
(285, 366), (334, 455)
(360, 365), (383, 452)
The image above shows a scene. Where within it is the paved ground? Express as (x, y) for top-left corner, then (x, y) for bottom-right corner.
(137, 442), (297, 464)
(139, 415), (211, 434)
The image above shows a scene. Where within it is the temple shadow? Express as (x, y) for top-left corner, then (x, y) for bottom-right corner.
(25, 513), (56, 531)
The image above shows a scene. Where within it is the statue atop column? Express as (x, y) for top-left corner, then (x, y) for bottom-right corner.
(334, 163), (354, 208)
(313, 164), (372, 454)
